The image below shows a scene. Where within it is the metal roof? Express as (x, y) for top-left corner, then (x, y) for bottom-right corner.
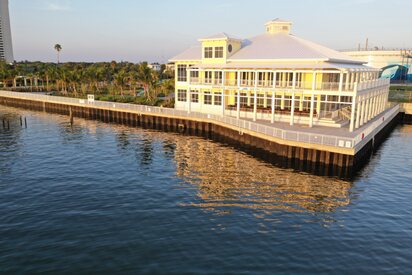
(170, 30), (366, 65)
(189, 62), (376, 71)
(199, 32), (242, 41)
(169, 45), (202, 62)
(229, 33), (364, 64)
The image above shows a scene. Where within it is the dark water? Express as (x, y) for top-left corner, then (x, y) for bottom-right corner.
(1, 106), (412, 274)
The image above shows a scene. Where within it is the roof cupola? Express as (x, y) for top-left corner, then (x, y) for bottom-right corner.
(265, 18), (292, 34)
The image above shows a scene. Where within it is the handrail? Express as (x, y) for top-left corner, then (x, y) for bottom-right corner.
(352, 104), (399, 150)
(0, 90), (397, 150)
(189, 78), (390, 93)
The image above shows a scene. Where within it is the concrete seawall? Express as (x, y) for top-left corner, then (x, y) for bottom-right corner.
(399, 103), (412, 124)
(0, 93), (401, 179)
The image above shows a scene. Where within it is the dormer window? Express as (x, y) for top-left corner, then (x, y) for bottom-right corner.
(215, 47), (224, 58)
(204, 47), (213, 58)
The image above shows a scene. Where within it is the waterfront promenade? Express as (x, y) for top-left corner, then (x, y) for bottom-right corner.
(0, 90), (399, 155)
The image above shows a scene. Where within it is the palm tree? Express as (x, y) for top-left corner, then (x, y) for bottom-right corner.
(137, 62), (153, 99)
(54, 44), (62, 64)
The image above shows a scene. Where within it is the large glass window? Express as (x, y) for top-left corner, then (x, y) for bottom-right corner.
(257, 95), (265, 107)
(204, 92), (212, 105)
(214, 71), (222, 85)
(215, 47), (224, 58)
(177, 89), (187, 102)
(191, 90), (199, 103)
(190, 70), (199, 78)
(177, 65), (187, 82)
(214, 92), (222, 106)
(205, 71), (212, 84)
(204, 47), (213, 58)
(239, 92), (248, 107)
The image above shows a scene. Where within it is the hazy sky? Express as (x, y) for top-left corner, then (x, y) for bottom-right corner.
(10, 0), (412, 63)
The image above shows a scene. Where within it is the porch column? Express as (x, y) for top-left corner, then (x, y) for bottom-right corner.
(373, 93), (379, 117)
(360, 98), (366, 126)
(264, 91), (267, 108)
(253, 71), (258, 121)
(187, 88), (191, 113)
(23, 78), (27, 87)
(349, 95), (357, 132)
(368, 95), (374, 120)
(370, 94), (376, 118)
(271, 71), (277, 123)
(281, 93), (285, 110)
(290, 91), (295, 126)
(364, 97), (370, 123)
(339, 71), (343, 92)
(355, 96), (361, 129)
(377, 92), (382, 114)
(187, 70), (191, 114)
(373, 94), (378, 117)
(237, 71), (241, 119)
(378, 93), (383, 114)
(377, 92), (382, 113)
(378, 92), (383, 113)
(309, 94), (315, 127)
(221, 71), (225, 116)
(271, 92), (275, 123)
(345, 72), (350, 91)
(309, 71), (316, 127)
(299, 94), (303, 111)
(379, 92), (383, 113)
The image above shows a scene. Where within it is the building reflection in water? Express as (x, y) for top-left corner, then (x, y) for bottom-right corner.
(1, 105), (354, 215)
(172, 138), (353, 214)
(107, 119), (354, 215)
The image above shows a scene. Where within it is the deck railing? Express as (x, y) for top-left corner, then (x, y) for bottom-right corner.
(189, 78), (390, 92)
(357, 78), (390, 91)
(0, 90), (398, 150)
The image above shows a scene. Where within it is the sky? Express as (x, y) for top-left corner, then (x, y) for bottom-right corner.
(9, 0), (412, 63)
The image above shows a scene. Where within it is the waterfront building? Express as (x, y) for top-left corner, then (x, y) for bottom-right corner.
(148, 62), (161, 72)
(0, 0), (13, 63)
(170, 19), (390, 132)
(165, 62), (175, 72)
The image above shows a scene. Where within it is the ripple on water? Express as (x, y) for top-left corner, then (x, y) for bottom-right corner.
(0, 106), (412, 274)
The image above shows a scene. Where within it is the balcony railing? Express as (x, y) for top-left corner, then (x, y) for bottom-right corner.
(188, 78), (390, 92)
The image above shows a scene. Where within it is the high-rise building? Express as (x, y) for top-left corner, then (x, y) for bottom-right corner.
(0, 0), (13, 63)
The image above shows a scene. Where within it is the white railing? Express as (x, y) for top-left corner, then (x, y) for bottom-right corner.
(0, 90), (374, 149)
(357, 78), (390, 91)
(352, 104), (400, 151)
(189, 77), (390, 93)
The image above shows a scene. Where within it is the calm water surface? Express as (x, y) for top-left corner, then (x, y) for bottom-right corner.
(0, 106), (412, 274)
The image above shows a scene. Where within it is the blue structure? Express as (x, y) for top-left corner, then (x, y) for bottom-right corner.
(380, 64), (412, 82)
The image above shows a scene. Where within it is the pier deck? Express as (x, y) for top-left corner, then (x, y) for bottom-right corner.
(0, 90), (398, 153)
